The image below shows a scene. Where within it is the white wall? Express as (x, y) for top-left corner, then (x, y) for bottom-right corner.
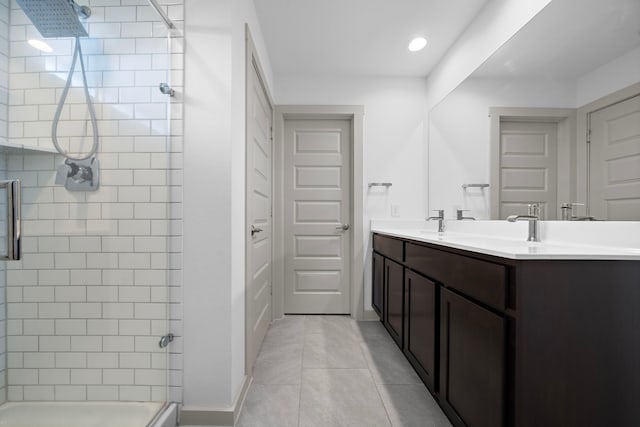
(576, 45), (640, 107)
(183, 0), (233, 409)
(425, 0), (552, 109)
(183, 0), (273, 411)
(275, 74), (429, 311)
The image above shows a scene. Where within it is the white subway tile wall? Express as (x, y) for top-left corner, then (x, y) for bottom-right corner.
(3, 0), (184, 402)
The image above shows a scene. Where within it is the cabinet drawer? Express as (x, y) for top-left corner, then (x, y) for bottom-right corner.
(406, 242), (507, 311)
(373, 234), (404, 263)
(405, 243), (455, 285)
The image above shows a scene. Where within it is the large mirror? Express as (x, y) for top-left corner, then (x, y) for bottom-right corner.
(428, 0), (640, 220)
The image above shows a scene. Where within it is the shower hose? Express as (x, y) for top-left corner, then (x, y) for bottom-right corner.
(51, 36), (99, 161)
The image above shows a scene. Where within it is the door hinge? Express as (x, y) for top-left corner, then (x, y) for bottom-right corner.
(586, 129), (591, 144)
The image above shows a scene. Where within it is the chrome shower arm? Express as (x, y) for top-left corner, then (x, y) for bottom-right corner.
(70, 0), (91, 19)
(148, 0), (176, 29)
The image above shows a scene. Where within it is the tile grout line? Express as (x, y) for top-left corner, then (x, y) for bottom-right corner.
(296, 315), (307, 427)
(353, 318), (394, 427)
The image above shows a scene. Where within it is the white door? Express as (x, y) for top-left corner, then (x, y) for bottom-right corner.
(246, 56), (273, 372)
(589, 94), (640, 220)
(499, 120), (558, 219)
(283, 119), (351, 314)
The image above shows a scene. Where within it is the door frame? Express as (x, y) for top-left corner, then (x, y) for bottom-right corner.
(273, 105), (365, 320)
(576, 82), (640, 216)
(489, 107), (576, 219)
(245, 26), (274, 375)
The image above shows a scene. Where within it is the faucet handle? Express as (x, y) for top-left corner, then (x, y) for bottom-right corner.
(432, 209), (444, 217)
(527, 203), (540, 217)
(562, 202), (584, 208)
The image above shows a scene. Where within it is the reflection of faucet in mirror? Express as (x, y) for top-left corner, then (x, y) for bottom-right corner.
(456, 209), (475, 220)
(561, 202), (582, 220)
(506, 203), (540, 242)
(561, 202), (597, 221)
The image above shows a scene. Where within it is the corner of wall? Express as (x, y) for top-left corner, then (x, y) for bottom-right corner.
(425, 0), (553, 110)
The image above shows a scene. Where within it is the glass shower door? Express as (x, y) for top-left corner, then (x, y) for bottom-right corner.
(0, 0), (183, 420)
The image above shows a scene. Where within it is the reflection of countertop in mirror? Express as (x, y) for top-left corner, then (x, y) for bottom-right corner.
(370, 219), (640, 260)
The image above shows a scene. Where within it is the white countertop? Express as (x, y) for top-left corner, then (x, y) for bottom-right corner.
(371, 220), (640, 260)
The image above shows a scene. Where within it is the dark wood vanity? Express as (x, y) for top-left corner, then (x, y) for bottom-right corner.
(372, 232), (640, 427)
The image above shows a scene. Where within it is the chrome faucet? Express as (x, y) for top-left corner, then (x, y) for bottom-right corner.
(560, 202), (584, 220)
(456, 209), (475, 220)
(560, 202), (597, 221)
(426, 210), (446, 233)
(506, 203), (540, 242)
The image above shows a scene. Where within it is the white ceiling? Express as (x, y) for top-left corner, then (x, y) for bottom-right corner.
(474, 0), (640, 78)
(254, 0), (490, 78)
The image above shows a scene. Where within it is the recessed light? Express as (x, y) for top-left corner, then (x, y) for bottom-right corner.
(408, 37), (427, 52)
(28, 39), (53, 53)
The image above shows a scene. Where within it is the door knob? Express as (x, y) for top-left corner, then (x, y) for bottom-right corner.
(251, 224), (263, 236)
(335, 223), (350, 231)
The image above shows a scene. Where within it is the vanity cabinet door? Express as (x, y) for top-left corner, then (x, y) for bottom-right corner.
(440, 288), (505, 427)
(384, 258), (404, 346)
(404, 269), (437, 391)
(372, 252), (384, 316)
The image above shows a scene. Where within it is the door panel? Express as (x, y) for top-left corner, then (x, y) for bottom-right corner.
(499, 121), (558, 219)
(404, 269), (436, 391)
(246, 57), (273, 372)
(384, 258), (403, 346)
(284, 119), (351, 314)
(440, 288), (505, 427)
(589, 94), (640, 220)
(372, 252), (383, 316)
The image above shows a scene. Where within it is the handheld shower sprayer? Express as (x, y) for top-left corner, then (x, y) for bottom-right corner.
(16, 0), (100, 191)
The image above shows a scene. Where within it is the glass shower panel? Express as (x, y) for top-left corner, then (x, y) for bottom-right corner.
(0, 0), (183, 410)
(0, 1), (8, 405)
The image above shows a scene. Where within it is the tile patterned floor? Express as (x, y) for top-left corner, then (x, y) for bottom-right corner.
(235, 316), (452, 427)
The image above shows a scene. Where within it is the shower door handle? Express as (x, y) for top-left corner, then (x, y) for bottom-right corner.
(0, 180), (21, 261)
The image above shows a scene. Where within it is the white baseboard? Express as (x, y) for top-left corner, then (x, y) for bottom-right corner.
(180, 376), (252, 426)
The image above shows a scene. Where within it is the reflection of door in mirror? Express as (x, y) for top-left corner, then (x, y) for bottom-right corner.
(498, 120), (558, 220)
(490, 108), (575, 220)
(588, 93), (640, 220)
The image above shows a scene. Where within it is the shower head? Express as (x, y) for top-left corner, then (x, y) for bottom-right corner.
(15, 0), (90, 38)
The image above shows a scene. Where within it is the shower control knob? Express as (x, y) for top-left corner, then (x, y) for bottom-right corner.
(55, 163), (72, 185)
